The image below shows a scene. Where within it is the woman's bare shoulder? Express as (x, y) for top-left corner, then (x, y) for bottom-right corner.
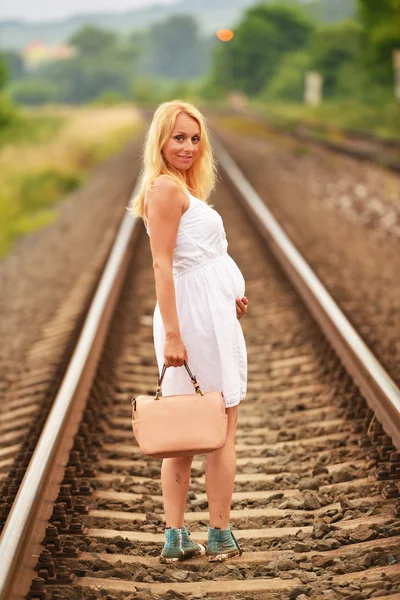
(150, 175), (181, 195)
(147, 176), (187, 219)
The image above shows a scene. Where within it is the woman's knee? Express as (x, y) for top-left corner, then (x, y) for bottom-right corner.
(226, 405), (238, 441)
(206, 406), (238, 463)
(163, 456), (193, 470)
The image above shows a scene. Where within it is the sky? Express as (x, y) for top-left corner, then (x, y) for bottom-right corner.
(0, 0), (181, 22)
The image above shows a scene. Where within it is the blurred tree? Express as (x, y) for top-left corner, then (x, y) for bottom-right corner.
(261, 51), (311, 101)
(358, 0), (400, 87)
(69, 25), (119, 56)
(0, 53), (9, 90)
(212, 3), (314, 96)
(143, 15), (207, 80)
(0, 52), (22, 130)
(7, 78), (59, 105)
(2, 51), (25, 81)
(93, 90), (128, 105)
(40, 59), (132, 103)
(304, 0), (356, 24)
(1, 18), (215, 106)
(132, 76), (158, 104)
(310, 19), (363, 97)
(205, 43), (231, 99)
(33, 25), (141, 103)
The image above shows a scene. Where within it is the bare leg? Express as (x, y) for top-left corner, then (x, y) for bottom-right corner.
(205, 405), (238, 529)
(161, 456), (193, 528)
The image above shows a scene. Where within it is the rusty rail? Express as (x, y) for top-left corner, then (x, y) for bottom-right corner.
(0, 194), (141, 600)
(1, 132), (400, 600)
(214, 135), (400, 450)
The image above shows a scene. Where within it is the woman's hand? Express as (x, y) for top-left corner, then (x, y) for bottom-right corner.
(164, 332), (188, 367)
(236, 296), (248, 320)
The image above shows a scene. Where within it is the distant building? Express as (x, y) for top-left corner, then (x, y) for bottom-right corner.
(22, 41), (76, 70)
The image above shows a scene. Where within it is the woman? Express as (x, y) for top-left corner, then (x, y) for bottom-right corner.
(129, 100), (248, 563)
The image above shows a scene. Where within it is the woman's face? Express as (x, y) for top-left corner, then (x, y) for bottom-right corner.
(162, 112), (201, 172)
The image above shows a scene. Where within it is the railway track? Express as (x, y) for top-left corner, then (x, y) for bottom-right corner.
(0, 139), (141, 505)
(229, 108), (400, 175)
(1, 133), (400, 600)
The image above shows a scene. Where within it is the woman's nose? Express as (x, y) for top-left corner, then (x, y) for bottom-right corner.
(183, 140), (193, 153)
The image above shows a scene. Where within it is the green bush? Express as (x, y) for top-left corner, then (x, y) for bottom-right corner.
(0, 167), (82, 259)
(131, 76), (203, 105)
(92, 90), (128, 105)
(0, 52), (9, 91)
(0, 193), (57, 259)
(131, 76), (166, 105)
(196, 72), (227, 101)
(0, 112), (64, 148)
(310, 19), (363, 98)
(251, 98), (400, 140)
(7, 78), (59, 105)
(0, 93), (21, 127)
(261, 51), (311, 102)
(15, 168), (83, 212)
(0, 106), (142, 259)
(9, 209), (58, 242)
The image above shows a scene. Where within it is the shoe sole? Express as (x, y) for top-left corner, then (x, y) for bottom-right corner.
(160, 543), (206, 563)
(159, 556), (182, 563)
(195, 544), (206, 557)
(207, 549), (241, 562)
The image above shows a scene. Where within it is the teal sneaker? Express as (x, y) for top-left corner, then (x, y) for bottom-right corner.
(206, 524), (243, 562)
(181, 525), (206, 558)
(160, 527), (205, 563)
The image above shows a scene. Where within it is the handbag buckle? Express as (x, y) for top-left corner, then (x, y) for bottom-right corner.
(154, 362), (205, 400)
(194, 382), (205, 396)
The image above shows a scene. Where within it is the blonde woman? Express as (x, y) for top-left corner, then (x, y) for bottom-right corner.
(129, 100), (248, 563)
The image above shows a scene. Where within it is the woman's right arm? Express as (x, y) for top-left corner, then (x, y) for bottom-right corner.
(146, 177), (188, 368)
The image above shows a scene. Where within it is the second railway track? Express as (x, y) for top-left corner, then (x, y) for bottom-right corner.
(221, 108), (400, 175)
(1, 133), (400, 600)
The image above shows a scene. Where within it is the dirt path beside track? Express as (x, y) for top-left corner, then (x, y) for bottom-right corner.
(210, 116), (400, 390)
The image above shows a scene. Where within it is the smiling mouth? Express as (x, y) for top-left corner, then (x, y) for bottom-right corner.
(178, 155), (193, 159)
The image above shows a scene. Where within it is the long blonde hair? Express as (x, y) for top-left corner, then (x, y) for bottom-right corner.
(127, 100), (217, 219)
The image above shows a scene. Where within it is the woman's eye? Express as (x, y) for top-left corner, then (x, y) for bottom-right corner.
(175, 135), (200, 142)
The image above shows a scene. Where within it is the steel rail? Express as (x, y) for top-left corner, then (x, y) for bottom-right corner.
(0, 191), (141, 600)
(219, 108), (400, 174)
(1, 132), (399, 600)
(214, 134), (400, 451)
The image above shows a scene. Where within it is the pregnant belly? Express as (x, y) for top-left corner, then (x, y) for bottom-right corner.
(227, 255), (246, 299)
(172, 253), (245, 308)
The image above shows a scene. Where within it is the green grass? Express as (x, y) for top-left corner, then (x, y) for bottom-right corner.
(250, 99), (400, 141)
(0, 207), (58, 258)
(0, 106), (142, 260)
(0, 168), (82, 259)
(0, 110), (65, 148)
(17, 168), (84, 212)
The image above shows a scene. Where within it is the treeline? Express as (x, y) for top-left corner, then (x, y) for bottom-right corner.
(207, 0), (400, 103)
(0, 53), (21, 135)
(0, 0), (399, 108)
(1, 15), (213, 106)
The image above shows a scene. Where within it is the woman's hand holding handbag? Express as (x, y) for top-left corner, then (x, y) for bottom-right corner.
(131, 361), (227, 458)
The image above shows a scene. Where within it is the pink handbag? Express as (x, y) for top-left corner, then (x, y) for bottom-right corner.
(131, 361), (227, 458)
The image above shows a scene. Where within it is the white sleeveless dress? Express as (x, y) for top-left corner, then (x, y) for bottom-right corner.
(144, 190), (247, 408)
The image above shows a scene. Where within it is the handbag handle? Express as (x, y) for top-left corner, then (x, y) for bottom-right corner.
(155, 361), (204, 400)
